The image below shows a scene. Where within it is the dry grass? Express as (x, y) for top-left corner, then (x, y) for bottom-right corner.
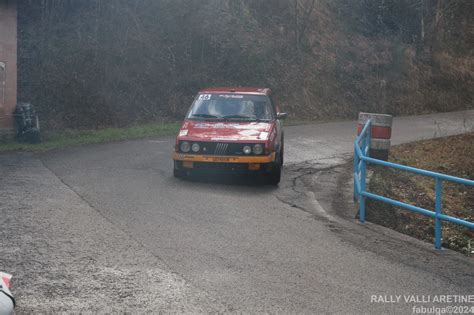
(367, 133), (474, 254)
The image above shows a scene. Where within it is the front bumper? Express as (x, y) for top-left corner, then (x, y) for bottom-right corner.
(173, 152), (277, 173)
(173, 152), (276, 163)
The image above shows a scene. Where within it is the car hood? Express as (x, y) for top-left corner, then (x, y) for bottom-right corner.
(180, 120), (273, 141)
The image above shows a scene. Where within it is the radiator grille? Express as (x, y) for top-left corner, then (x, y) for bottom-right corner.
(178, 141), (265, 156)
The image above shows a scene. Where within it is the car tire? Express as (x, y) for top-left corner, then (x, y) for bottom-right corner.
(280, 140), (284, 166)
(267, 150), (282, 185)
(173, 169), (182, 178)
(173, 162), (185, 178)
(268, 164), (281, 185)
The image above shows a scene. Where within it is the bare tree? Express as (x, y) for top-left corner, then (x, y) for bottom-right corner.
(290, 0), (316, 53)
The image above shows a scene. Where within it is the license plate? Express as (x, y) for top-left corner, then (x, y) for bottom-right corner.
(208, 157), (232, 162)
(183, 161), (194, 168)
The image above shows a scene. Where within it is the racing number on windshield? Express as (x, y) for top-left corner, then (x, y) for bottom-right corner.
(198, 94), (212, 101)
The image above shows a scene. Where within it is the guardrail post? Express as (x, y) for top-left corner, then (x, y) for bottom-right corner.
(359, 159), (366, 223)
(354, 146), (359, 202)
(367, 121), (372, 154)
(359, 122), (371, 223)
(435, 178), (442, 250)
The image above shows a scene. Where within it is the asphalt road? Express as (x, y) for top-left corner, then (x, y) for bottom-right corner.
(1, 110), (473, 313)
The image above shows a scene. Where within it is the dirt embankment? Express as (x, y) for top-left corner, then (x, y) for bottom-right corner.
(367, 133), (474, 254)
(18, 1), (474, 129)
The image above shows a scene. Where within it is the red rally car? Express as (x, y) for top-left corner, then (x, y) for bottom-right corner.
(173, 87), (287, 185)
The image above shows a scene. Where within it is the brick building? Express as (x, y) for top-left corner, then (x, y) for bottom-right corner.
(0, 0), (17, 137)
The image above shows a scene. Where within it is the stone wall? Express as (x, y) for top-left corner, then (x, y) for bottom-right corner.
(0, 0), (17, 133)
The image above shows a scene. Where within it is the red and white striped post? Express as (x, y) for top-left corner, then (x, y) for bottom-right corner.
(357, 113), (393, 161)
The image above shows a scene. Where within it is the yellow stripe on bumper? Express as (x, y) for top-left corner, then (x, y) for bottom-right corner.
(173, 152), (276, 163)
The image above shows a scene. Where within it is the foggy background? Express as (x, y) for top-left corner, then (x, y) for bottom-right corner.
(17, 0), (473, 129)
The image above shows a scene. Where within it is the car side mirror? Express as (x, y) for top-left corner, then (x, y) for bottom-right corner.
(277, 112), (288, 120)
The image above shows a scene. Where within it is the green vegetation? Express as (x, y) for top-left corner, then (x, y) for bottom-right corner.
(367, 133), (474, 255)
(0, 116), (334, 153)
(0, 118), (317, 152)
(0, 122), (181, 152)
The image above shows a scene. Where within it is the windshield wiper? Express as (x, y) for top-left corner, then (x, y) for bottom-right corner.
(222, 115), (255, 120)
(191, 114), (219, 119)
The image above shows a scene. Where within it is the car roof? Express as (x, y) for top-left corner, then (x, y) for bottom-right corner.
(198, 87), (272, 96)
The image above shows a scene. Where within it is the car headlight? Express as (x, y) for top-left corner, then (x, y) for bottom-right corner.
(243, 145), (252, 155)
(180, 141), (191, 153)
(253, 144), (263, 155)
(192, 143), (200, 152)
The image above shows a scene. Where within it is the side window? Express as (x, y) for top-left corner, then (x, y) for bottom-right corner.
(269, 96), (279, 116)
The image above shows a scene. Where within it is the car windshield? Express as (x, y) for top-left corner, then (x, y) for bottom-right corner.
(187, 94), (274, 121)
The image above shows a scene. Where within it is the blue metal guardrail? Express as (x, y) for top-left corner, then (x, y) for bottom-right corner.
(354, 119), (474, 249)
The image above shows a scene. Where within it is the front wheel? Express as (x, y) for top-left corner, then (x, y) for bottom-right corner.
(267, 149), (282, 185)
(267, 163), (281, 185)
(173, 168), (184, 178)
(173, 162), (186, 178)
(280, 141), (284, 166)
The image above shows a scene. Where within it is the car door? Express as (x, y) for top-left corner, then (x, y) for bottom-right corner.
(269, 95), (284, 152)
